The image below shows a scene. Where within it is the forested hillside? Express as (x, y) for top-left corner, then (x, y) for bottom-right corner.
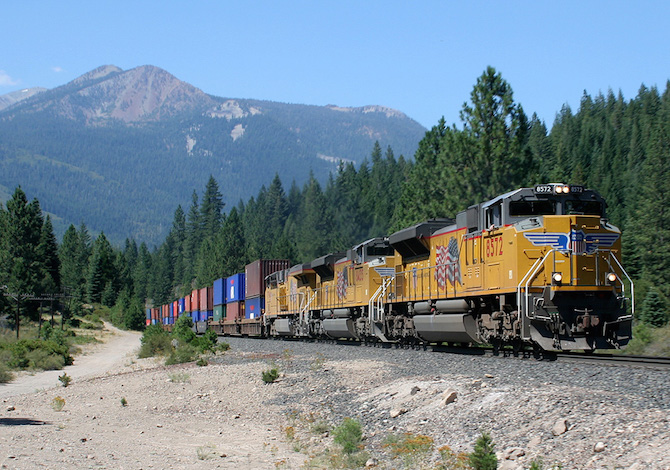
(0, 65), (425, 246)
(1, 66), (668, 345)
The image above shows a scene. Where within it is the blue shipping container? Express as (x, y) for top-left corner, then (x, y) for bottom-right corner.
(146, 308), (151, 320)
(213, 278), (225, 306)
(169, 303), (174, 318)
(245, 296), (265, 319)
(179, 298), (185, 314)
(191, 311), (199, 322)
(227, 274), (245, 303)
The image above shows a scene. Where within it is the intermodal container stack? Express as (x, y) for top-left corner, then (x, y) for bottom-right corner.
(146, 308), (151, 326)
(151, 307), (159, 325)
(213, 278), (226, 322)
(226, 273), (245, 321)
(178, 298), (185, 318)
(184, 295), (191, 315)
(199, 287), (213, 321)
(244, 259), (290, 319)
(191, 289), (200, 323)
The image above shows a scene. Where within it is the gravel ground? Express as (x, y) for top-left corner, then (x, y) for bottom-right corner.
(1, 334), (669, 469)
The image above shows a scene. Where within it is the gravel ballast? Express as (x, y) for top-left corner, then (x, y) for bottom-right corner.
(2, 335), (669, 469)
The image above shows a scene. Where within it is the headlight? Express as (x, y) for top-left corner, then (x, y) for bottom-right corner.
(552, 272), (563, 284)
(562, 185), (570, 193)
(555, 186), (563, 194)
(606, 272), (617, 284)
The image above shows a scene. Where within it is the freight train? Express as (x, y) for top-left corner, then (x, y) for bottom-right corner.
(148, 184), (634, 352)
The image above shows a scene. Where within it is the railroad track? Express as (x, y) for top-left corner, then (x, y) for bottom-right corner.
(223, 334), (670, 369)
(554, 351), (670, 370)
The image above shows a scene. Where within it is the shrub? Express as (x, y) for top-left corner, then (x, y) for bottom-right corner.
(167, 371), (191, 383)
(469, 431), (497, 470)
(262, 367), (279, 383)
(172, 315), (196, 344)
(384, 432), (435, 467)
(0, 363), (14, 383)
(138, 324), (173, 358)
(165, 343), (198, 365)
(26, 348), (66, 370)
(58, 373), (72, 387)
(333, 418), (363, 454)
(196, 357), (208, 367)
(120, 397), (128, 407)
(51, 396), (66, 411)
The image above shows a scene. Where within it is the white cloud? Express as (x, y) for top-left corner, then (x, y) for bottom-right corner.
(0, 70), (19, 86)
(52, 66), (64, 73)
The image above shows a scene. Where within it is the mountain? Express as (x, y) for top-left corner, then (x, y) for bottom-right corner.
(0, 65), (426, 246)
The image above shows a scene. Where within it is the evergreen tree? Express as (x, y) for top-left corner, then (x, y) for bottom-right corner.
(469, 431), (497, 470)
(182, 191), (200, 287)
(217, 207), (247, 276)
(639, 288), (668, 327)
(86, 233), (116, 304)
(59, 225), (84, 300)
(1, 187), (44, 321)
(38, 215), (61, 293)
(200, 175), (225, 237)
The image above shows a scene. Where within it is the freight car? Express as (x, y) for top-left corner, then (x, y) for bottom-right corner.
(152, 184), (634, 352)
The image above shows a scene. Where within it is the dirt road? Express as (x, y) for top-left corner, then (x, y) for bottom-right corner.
(0, 323), (141, 399)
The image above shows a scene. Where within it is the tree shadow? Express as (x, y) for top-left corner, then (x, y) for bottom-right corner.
(0, 417), (50, 426)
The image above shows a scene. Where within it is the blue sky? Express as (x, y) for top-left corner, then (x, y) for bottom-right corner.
(2, 1), (669, 129)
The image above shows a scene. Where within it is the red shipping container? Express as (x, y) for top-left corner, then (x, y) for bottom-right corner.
(184, 295), (192, 313)
(191, 289), (200, 312)
(151, 308), (159, 320)
(162, 304), (169, 320)
(199, 286), (213, 312)
(245, 259), (291, 299)
(173, 300), (179, 319)
(226, 301), (245, 320)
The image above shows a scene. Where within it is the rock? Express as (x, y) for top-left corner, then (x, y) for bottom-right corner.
(485, 374), (495, 378)
(552, 418), (569, 436)
(410, 386), (421, 395)
(441, 389), (457, 405)
(6, 406), (15, 412)
(594, 442), (607, 452)
(390, 408), (407, 418)
(365, 457), (379, 467)
(503, 447), (526, 460)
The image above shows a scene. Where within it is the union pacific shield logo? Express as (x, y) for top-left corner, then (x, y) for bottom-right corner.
(524, 230), (619, 254)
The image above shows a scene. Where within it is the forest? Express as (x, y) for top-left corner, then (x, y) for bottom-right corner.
(1, 66), (668, 339)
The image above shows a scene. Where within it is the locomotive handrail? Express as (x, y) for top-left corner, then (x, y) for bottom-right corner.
(517, 249), (557, 325)
(606, 251), (635, 316)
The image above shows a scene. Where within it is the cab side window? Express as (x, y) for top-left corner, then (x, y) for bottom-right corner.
(485, 202), (502, 229)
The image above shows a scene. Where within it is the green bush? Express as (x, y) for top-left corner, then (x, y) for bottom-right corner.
(26, 348), (66, 370)
(262, 367), (279, 383)
(165, 343), (198, 365)
(333, 418), (363, 454)
(469, 431), (497, 470)
(138, 325), (173, 358)
(172, 315), (196, 344)
(0, 363), (14, 383)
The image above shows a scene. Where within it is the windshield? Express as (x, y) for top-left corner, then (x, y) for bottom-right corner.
(509, 200), (557, 217)
(565, 200), (603, 216)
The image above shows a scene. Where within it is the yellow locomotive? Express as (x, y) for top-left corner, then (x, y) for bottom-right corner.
(263, 184), (633, 351)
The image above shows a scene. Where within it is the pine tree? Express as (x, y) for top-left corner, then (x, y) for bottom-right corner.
(59, 225), (84, 299)
(200, 175), (225, 237)
(469, 431), (497, 470)
(39, 215), (61, 293)
(639, 288), (668, 327)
